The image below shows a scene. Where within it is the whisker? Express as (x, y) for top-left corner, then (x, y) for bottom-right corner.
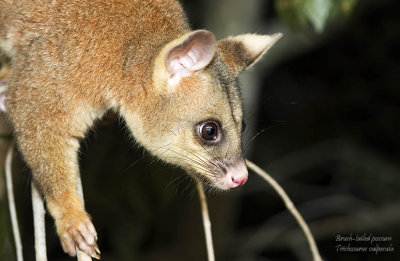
(143, 141), (229, 193)
(224, 136), (232, 161)
(171, 144), (219, 174)
(165, 174), (191, 193)
(162, 154), (216, 178)
(121, 153), (147, 174)
(243, 129), (266, 153)
(162, 125), (177, 136)
(172, 144), (212, 166)
(165, 145), (218, 173)
(241, 122), (254, 152)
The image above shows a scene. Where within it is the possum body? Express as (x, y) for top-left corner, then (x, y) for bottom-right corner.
(0, 0), (281, 258)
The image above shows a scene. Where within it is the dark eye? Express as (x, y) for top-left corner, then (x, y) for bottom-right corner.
(198, 121), (220, 142)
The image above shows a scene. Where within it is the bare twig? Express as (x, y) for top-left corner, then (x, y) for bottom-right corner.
(77, 249), (93, 261)
(76, 174), (93, 261)
(31, 181), (47, 261)
(246, 159), (323, 261)
(197, 180), (215, 261)
(5, 142), (24, 261)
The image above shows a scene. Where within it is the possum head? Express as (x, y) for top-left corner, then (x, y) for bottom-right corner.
(127, 30), (281, 190)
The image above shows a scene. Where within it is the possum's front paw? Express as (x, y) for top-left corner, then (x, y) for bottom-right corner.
(56, 211), (100, 259)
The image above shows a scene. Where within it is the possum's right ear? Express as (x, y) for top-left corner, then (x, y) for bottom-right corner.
(218, 33), (282, 75)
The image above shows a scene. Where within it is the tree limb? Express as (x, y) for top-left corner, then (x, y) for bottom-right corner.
(5, 142), (24, 261)
(197, 180), (215, 261)
(246, 159), (323, 261)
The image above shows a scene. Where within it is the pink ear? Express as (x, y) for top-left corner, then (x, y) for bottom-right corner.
(166, 30), (216, 81)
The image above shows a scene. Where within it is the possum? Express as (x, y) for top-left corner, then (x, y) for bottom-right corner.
(0, 0), (281, 258)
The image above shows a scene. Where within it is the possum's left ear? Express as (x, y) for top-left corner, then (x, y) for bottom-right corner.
(218, 33), (282, 75)
(166, 30), (216, 84)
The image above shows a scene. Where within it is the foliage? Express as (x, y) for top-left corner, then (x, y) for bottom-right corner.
(275, 0), (357, 32)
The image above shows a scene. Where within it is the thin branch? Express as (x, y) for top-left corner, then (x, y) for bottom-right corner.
(77, 249), (93, 261)
(5, 142), (24, 261)
(76, 174), (93, 261)
(246, 159), (323, 261)
(197, 180), (215, 261)
(31, 181), (47, 261)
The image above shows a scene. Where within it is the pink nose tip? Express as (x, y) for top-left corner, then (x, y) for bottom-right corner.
(231, 175), (248, 187)
(217, 161), (248, 189)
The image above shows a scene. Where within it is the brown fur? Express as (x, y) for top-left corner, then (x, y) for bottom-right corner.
(0, 0), (281, 258)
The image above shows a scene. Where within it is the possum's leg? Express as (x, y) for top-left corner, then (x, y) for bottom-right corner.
(7, 92), (101, 259)
(19, 123), (100, 259)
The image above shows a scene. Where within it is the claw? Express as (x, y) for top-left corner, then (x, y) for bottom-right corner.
(56, 211), (100, 259)
(94, 244), (101, 255)
(93, 252), (101, 260)
(77, 247), (101, 260)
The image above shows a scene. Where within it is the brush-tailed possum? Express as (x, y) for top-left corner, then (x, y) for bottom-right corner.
(0, 0), (281, 258)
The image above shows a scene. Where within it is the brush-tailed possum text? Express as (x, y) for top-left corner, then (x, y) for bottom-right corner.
(0, 0), (281, 258)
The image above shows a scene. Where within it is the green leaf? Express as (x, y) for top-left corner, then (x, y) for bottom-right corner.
(303, 0), (334, 33)
(275, 0), (308, 30)
(275, 0), (357, 33)
(331, 0), (358, 18)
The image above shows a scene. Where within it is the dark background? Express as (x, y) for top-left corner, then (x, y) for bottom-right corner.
(1, 0), (399, 260)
